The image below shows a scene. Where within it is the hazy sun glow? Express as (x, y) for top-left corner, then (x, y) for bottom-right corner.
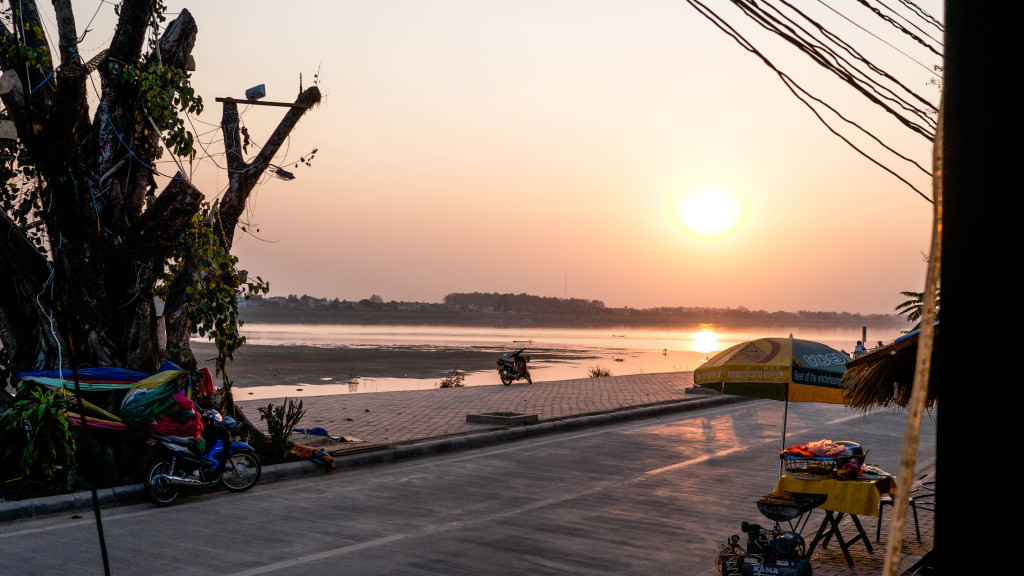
(677, 186), (742, 240)
(692, 329), (720, 354)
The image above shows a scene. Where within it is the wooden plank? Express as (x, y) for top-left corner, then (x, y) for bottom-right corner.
(215, 97), (308, 108)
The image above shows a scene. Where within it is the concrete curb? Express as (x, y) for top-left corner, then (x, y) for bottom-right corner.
(1, 393), (746, 522)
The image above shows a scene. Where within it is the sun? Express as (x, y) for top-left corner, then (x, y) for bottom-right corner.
(676, 186), (743, 240)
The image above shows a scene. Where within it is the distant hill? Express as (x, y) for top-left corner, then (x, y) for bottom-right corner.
(239, 293), (906, 331)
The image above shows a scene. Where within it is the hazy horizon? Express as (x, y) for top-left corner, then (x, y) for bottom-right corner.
(246, 290), (909, 318)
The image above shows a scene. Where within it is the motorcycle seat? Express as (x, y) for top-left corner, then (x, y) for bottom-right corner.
(156, 435), (197, 446)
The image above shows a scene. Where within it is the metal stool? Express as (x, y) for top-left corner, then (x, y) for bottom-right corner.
(876, 494), (921, 543)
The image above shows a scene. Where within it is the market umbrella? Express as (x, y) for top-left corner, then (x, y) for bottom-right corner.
(694, 337), (851, 469)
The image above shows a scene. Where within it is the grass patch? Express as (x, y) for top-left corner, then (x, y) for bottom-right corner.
(438, 369), (466, 388)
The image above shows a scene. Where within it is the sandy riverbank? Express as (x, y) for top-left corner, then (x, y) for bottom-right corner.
(191, 341), (584, 388)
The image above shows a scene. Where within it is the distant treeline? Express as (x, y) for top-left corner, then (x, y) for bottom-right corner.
(442, 292), (606, 314)
(241, 292), (905, 330)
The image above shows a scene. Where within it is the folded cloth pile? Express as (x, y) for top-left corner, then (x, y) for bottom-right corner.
(290, 443), (336, 469)
(781, 439), (849, 458)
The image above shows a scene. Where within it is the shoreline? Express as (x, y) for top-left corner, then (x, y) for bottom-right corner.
(191, 341), (590, 388)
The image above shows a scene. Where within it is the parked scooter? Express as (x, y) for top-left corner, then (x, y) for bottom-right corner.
(497, 347), (532, 385)
(142, 409), (261, 507)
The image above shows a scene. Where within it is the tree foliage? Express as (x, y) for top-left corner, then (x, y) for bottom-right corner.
(894, 288), (941, 331)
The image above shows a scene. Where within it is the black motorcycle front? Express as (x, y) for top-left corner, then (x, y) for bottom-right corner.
(716, 492), (823, 576)
(496, 349), (531, 385)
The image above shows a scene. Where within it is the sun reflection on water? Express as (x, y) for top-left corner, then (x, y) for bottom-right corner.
(692, 329), (720, 354)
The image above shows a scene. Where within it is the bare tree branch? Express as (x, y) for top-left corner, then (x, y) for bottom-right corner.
(129, 172), (203, 257)
(158, 9), (198, 71)
(94, 0), (155, 173)
(51, 0), (80, 64)
(105, 0), (153, 69)
(217, 86), (321, 247)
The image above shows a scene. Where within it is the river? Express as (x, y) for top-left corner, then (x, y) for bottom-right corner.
(218, 323), (909, 399)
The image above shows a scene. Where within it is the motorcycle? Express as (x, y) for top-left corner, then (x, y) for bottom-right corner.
(497, 347), (532, 385)
(142, 409), (262, 507)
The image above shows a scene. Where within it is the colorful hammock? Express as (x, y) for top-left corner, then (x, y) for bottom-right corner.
(16, 363), (201, 436)
(16, 363), (181, 392)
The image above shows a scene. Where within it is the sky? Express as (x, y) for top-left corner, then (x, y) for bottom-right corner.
(60, 0), (942, 314)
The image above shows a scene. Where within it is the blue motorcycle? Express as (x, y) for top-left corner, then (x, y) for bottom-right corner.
(142, 409), (261, 506)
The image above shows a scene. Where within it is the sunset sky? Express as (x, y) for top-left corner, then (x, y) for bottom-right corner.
(70, 1), (942, 314)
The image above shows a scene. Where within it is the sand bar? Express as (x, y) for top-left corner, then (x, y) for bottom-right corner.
(191, 341), (585, 388)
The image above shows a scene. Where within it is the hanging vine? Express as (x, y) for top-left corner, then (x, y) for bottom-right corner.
(156, 203), (269, 373)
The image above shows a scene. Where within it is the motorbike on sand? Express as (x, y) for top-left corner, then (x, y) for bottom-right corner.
(497, 347), (532, 385)
(142, 409), (261, 507)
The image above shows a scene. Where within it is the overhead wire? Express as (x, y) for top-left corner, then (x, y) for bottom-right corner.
(76, 0), (108, 43)
(683, 0), (939, 202)
(814, 0), (938, 75)
(855, 0), (943, 54)
(896, 0), (943, 34)
(736, 0), (937, 139)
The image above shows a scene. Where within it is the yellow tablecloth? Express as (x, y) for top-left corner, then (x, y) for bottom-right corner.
(774, 475), (892, 517)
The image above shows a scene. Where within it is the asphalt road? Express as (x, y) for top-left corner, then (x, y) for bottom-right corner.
(0, 399), (936, 576)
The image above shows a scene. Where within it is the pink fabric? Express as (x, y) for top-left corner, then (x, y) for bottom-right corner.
(67, 412), (129, 431)
(200, 368), (216, 395)
(147, 393), (204, 438)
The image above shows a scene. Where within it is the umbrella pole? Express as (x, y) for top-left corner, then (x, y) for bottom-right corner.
(779, 397), (789, 478)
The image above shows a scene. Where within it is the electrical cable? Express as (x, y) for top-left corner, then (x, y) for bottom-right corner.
(683, 0), (937, 201)
(854, 0), (942, 55)
(734, 0), (937, 138)
(897, 0), (943, 34)
(814, 0), (938, 74)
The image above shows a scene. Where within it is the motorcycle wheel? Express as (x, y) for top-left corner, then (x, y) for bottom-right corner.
(144, 457), (180, 507)
(220, 450), (262, 492)
(500, 371), (514, 386)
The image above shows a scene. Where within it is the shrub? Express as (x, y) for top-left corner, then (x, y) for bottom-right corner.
(438, 369), (465, 388)
(0, 387), (76, 485)
(588, 366), (612, 378)
(257, 397), (306, 445)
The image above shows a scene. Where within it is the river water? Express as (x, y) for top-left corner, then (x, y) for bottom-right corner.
(225, 323), (909, 399)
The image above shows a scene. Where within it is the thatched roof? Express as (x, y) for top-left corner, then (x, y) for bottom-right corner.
(840, 324), (939, 412)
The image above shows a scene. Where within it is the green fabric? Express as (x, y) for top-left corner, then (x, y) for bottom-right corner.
(118, 370), (185, 428)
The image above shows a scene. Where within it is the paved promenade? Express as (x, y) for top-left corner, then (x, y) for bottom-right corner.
(237, 372), (701, 447)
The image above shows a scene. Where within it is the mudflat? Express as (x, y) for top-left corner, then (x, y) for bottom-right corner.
(190, 341), (569, 388)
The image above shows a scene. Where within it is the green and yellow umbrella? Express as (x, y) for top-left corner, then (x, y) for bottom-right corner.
(695, 337), (851, 470)
(695, 337), (850, 403)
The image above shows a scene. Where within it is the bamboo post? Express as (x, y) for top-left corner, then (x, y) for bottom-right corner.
(882, 102), (941, 576)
